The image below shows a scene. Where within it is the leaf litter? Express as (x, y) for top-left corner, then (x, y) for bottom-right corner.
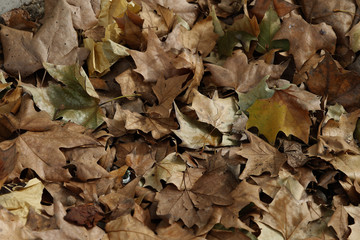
(1, 0), (360, 239)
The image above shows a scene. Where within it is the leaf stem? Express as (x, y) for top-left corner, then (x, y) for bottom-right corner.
(99, 94), (141, 106)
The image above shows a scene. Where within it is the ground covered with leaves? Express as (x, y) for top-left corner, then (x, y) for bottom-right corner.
(1, 0), (360, 239)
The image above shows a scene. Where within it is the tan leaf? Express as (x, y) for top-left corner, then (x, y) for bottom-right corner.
(165, 16), (218, 57)
(273, 13), (336, 70)
(157, 222), (204, 240)
(8, 126), (100, 182)
(238, 131), (287, 179)
(192, 90), (238, 133)
(129, 30), (190, 82)
(328, 205), (350, 239)
(301, 0), (355, 44)
(0, 0), (95, 77)
(143, 153), (186, 191)
(106, 213), (160, 240)
(205, 50), (287, 93)
(259, 187), (321, 239)
(172, 103), (222, 149)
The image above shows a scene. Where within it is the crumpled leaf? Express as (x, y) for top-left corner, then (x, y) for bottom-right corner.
(192, 90), (238, 133)
(247, 82), (321, 144)
(84, 38), (129, 77)
(143, 152), (186, 191)
(0, 0), (97, 77)
(21, 63), (104, 129)
(251, 0), (298, 19)
(205, 50), (287, 93)
(273, 13), (336, 70)
(64, 203), (104, 229)
(172, 103), (222, 149)
(0, 178), (44, 223)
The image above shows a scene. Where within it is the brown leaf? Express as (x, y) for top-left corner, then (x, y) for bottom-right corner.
(301, 0), (355, 44)
(251, 0), (298, 20)
(0, 141), (16, 188)
(165, 16), (218, 57)
(140, 3), (175, 37)
(306, 52), (360, 111)
(238, 131), (287, 179)
(147, 74), (188, 118)
(8, 126), (100, 182)
(156, 221), (203, 240)
(328, 205), (350, 239)
(0, 0), (96, 77)
(259, 187), (321, 239)
(1, 8), (38, 31)
(115, 10), (145, 49)
(273, 13), (336, 70)
(205, 50), (287, 93)
(106, 213), (160, 240)
(64, 203), (104, 229)
(129, 30), (190, 82)
(139, 0), (199, 27)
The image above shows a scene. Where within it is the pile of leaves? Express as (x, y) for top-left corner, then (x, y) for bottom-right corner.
(1, 0), (360, 239)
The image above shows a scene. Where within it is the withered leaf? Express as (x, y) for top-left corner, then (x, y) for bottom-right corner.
(205, 50), (287, 93)
(64, 204), (104, 229)
(273, 13), (336, 70)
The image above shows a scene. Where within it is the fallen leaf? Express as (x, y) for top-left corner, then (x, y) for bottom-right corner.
(0, 0), (95, 77)
(0, 141), (16, 188)
(130, 30), (190, 82)
(301, 0), (355, 44)
(8, 125), (100, 182)
(305, 52), (360, 111)
(0, 178), (44, 222)
(247, 82), (320, 144)
(143, 153), (186, 191)
(258, 187), (322, 239)
(147, 74), (188, 118)
(251, 0), (298, 20)
(238, 131), (287, 179)
(273, 13), (336, 70)
(21, 63), (104, 129)
(205, 50), (287, 93)
(172, 103), (222, 149)
(192, 90), (238, 133)
(106, 213), (160, 240)
(64, 203), (104, 229)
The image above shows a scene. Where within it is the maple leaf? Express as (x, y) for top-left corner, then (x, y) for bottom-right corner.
(156, 153), (237, 228)
(305, 52), (360, 111)
(129, 30), (190, 82)
(191, 90), (238, 133)
(301, 0), (355, 44)
(143, 153), (186, 191)
(237, 131), (287, 179)
(8, 125), (100, 182)
(140, 0), (199, 27)
(106, 213), (160, 240)
(21, 63), (104, 129)
(165, 15), (219, 57)
(255, 4), (288, 54)
(0, 141), (16, 188)
(246, 82), (321, 144)
(140, 3), (175, 38)
(258, 187), (322, 240)
(0, 0), (97, 77)
(273, 13), (336, 70)
(147, 74), (188, 118)
(205, 50), (287, 93)
(346, 22), (360, 52)
(172, 103), (222, 149)
(251, 0), (298, 20)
